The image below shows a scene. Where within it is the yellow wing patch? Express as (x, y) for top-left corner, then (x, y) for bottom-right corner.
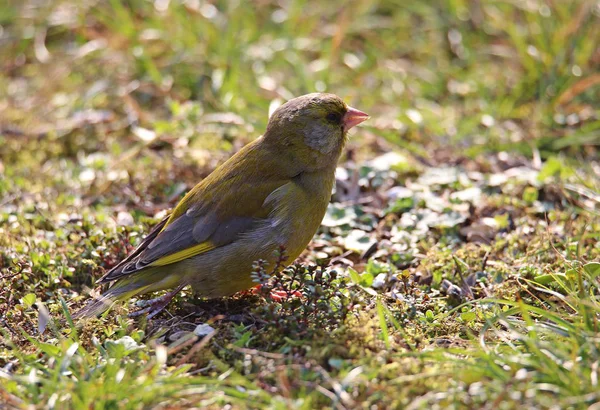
(150, 241), (216, 266)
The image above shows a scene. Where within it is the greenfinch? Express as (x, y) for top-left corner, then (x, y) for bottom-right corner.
(76, 93), (369, 318)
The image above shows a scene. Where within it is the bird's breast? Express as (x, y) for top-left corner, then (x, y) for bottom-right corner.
(269, 168), (335, 257)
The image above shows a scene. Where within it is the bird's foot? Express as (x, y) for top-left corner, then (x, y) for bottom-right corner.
(268, 289), (302, 302)
(248, 285), (302, 302)
(129, 284), (185, 319)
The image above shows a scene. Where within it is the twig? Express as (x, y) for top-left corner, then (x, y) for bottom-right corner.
(228, 345), (285, 360)
(175, 331), (216, 366)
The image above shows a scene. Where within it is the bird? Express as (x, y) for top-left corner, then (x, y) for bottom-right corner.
(75, 93), (369, 318)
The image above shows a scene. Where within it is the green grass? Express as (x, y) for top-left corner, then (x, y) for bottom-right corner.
(1, 0), (600, 408)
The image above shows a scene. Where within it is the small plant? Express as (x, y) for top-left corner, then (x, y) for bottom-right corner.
(250, 247), (356, 340)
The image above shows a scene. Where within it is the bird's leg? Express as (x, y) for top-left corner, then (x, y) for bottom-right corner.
(248, 284), (302, 302)
(268, 289), (302, 302)
(129, 284), (186, 319)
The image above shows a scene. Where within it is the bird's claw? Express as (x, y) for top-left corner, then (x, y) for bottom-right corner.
(269, 289), (302, 302)
(248, 285), (302, 302)
(129, 285), (185, 319)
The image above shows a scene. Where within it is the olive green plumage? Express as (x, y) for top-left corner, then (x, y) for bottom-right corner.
(76, 93), (367, 318)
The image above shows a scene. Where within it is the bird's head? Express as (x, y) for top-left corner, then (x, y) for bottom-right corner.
(263, 93), (369, 171)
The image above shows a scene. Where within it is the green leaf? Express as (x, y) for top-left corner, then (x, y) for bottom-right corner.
(537, 157), (574, 182)
(533, 273), (567, 285)
(425, 310), (434, 322)
(387, 197), (414, 214)
(347, 267), (361, 285)
(494, 214), (509, 229)
(233, 330), (253, 348)
(583, 262), (600, 279)
(461, 311), (476, 323)
(37, 342), (61, 356)
(104, 336), (144, 358)
(376, 300), (390, 349)
(348, 265), (377, 288)
(522, 186), (539, 204)
(21, 293), (36, 308)
(361, 271), (374, 287)
(366, 259), (388, 276)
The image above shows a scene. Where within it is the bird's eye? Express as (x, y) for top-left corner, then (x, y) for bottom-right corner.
(326, 112), (341, 123)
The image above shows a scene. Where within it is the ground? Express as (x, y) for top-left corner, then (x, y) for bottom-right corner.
(1, 1), (599, 409)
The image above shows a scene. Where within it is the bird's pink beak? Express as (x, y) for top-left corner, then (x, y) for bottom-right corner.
(343, 106), (370, 131)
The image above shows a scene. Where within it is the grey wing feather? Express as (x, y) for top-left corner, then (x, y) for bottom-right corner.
(137, 214), (259, 265)
(137, 212), (220, 265)
(97, 215), (169, 284)
(98, 210), (261, 283)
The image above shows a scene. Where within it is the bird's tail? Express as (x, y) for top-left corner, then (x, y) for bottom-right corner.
(73, 280), (149, 319)
(73, 268), (183, 319)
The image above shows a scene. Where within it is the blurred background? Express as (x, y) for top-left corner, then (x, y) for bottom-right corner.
(1, 0), (598, 162)
(1, 3), (599, 407)
(1, 0), (599, 219)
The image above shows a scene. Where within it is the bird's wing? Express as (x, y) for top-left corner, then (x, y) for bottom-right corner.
(98, 142), (295, 284)
(97, 214), (170, 283)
